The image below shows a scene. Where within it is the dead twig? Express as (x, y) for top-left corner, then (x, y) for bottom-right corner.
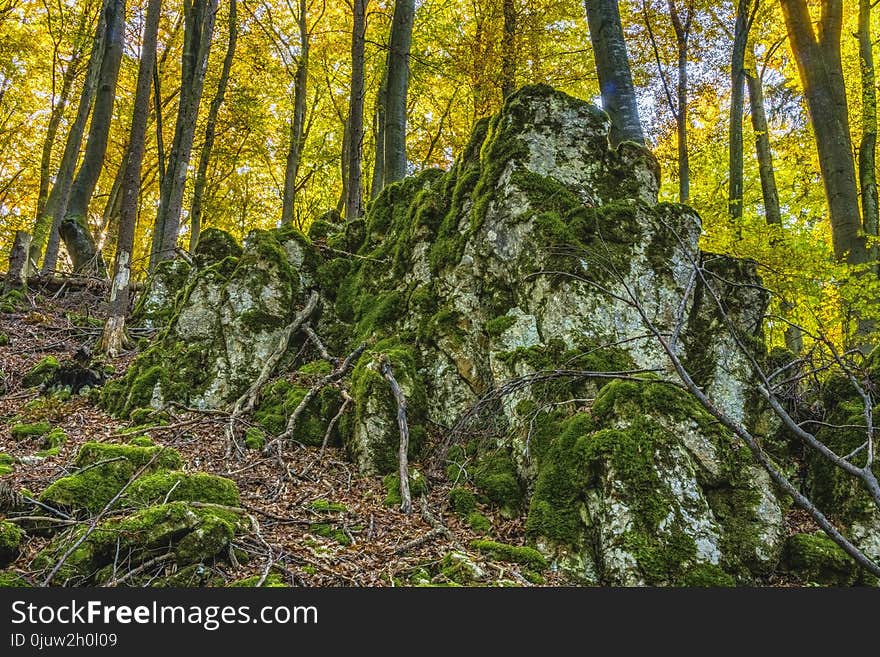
(382, 358), (412, 515)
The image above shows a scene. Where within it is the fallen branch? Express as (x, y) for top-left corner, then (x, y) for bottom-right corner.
(225, 292), (319, 457)
(106, 552), (175, 587)
(267, 343), (365, 468)
(382, 359), (412, 515)
(394, 527), (448, 555)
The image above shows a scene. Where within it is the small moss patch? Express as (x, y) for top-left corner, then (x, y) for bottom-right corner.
(470, 540), (547, 570)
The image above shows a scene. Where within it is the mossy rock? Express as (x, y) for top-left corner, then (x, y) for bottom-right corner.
(193, 228), (243, 267)
(22, 356), (60, 388)
(449, 487), (477, 516)
(439, 550), (485, 585)
(33, 502), (250, 585)
(784, 533), (859, 586)
(0, 521), (25, 567)
(228, 573), (286, 587)
(10, 421), (51, 440)
(0, 332), (9, 346)
(253, 379), (342, 446)
(473, 451), (523, 515)
(471, 540), (547, 570)
(122, 471), (240, 507)
(39, 442), (183, 513)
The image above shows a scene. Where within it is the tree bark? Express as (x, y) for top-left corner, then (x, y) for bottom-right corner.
(190, 0), (237, 250)
(384, 0), (415, 184)
(858, 0), (878, 264)
(6, 231), (31, 290)
(281, 0), (309, 226)
(584, 0), (645, 146)
(150, 0), (219, 270)
(59, 0), (126, 276)
(668, 0), (691, 203)
(345, 0), (367, 220)
(153, 53), (166, 186)
(729, 0), (749, 220)
(370, 67), (387, 199)
(501, 0), (517, 99)
(101, 0), (162, 357)
(30, 0), (108, 273)
(780, 0), (868, 265)
(746, 55), (781, 227)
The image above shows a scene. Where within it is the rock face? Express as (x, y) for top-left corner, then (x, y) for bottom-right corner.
(109, 85), (790, 584)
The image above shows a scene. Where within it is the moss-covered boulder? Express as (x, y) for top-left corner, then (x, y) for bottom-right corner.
(32, 502), (251, 586)
(0, 521), (24, 567)
(39, 442), (182, 513)
(525, 380), (785, 585)
(104, 228), (321, 416)
(22, 356), (60, 388)
(783, 532), (860, 586)
(122, 471), (239, 507)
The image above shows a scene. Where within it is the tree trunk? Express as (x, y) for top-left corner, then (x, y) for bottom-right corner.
(153, 53), (166, 186)
(30, 0), (108, 273)
(370, 67), (387, 199)
(345, 0), (367, 220)
(384, 0), (415, 184)
(59, 0), (126, 276)
(781, 0), (868, 265)
(150, 0), (219, 270)
(501, 0), (517, 99)
(36, 51), (80, 222)
(6, 231), (31, 290)
(584, 0), (645, 146)
(858, 0), (878, 264)
(746, 55), (781, 226)
(668, 0), (691, 203)
(190, 0), (237, 249)
(101, 0), (162, 357)
(729, 0), (749, 220)
(281, 0), (309, 226)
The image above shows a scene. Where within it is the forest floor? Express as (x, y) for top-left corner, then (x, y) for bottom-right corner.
(0, 284), (561, 587)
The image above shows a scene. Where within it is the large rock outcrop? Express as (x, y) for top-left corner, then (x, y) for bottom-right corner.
(105, 85), (791, 584)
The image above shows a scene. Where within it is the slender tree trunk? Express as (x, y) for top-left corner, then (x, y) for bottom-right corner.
(190, 0), (237, 249)
(371, 67), (387, 199)
(668, 0), (691, 202)
(746, 57), (781, 226)
(59, 0), (126, 276)
(281, 0), (309, 226)
(153, 54), (166, 186)
(584, 0), (645, 146)
(384, 0), (415, 184)
(501, 0), (517, 99)
(150, 0), (219, 270)
(858, 0), (878, 263)
(36, 55), (80, 222)
(31, 0), (108, 273)
(729, 0), (749, 220)
(101, 0), (162, 356)
(781, 0), (867, 265)
(345, 0), (367, 220)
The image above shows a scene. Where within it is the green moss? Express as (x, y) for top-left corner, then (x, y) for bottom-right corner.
(122, 471), (240, 507)
(44, 427), (67, 449)
(473, 451), (523, 514)
(128, 407), (169, 426)
(485, 314), (517, 338)
(439, 550), (484, 585)
(40, 442), (182, 512)
(193, 228), (243, 267)
(299, 360), (332, 376)
(33, 502), (249, 584)
(128, 435), (154, 447)
(467, 512), (492, 534)
(471, 540), (547, 570)
(0, 571), (29, 587)
(253, 379), (342, 445)
(309, 522), (351, 545)
(0, 465), (12, 476)
(383, 469), (427, 507)
(449, 487), (477, 516)
(310, 499), (347, 513)
(784, 533), (859, 586)
(244, 427), (266, 450)
(10, 421), (51, 439)
(22, 356), (59, 388)
(680, 563), (737, 587)
(0, 332), (8, 346)
(0, 521), (25, 567)
(229, 573), (286, 587)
